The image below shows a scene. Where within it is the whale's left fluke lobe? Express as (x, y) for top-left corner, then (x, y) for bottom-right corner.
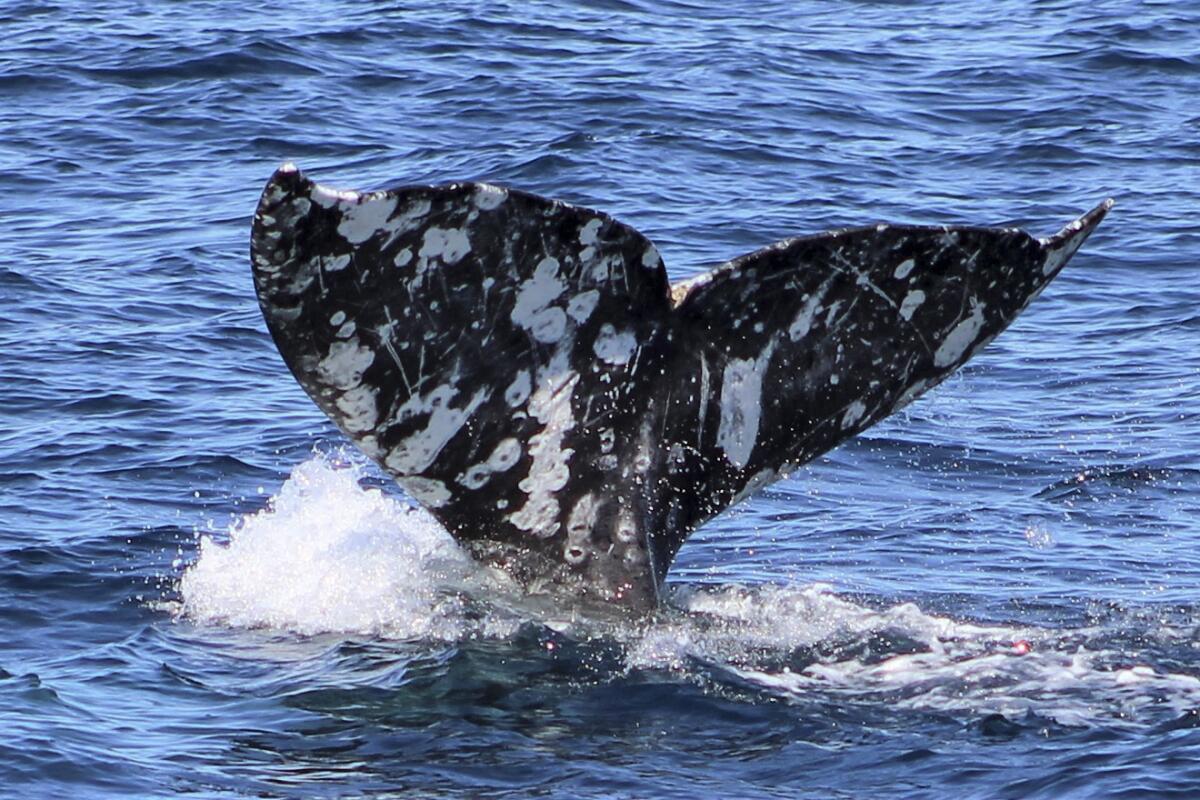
(252, 164), (673, 607)
(250, 163), (1110, 610)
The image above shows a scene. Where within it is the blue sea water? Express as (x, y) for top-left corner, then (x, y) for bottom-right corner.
(3, 0), (1200, 797)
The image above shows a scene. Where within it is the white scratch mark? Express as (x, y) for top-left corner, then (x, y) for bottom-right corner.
(841, 400), (867, 428)
(731, 467), (777, 505)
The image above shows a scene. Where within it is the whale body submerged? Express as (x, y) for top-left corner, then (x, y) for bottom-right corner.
(250, 163), (1110, 610)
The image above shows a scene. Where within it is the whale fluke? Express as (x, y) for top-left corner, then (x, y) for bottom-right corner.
(250, 163), (1110, 609)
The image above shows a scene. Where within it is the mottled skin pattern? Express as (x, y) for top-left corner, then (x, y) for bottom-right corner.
(250, 163), (1110, 610)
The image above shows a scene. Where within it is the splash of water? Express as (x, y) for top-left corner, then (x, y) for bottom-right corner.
(179, 453), (508, 640)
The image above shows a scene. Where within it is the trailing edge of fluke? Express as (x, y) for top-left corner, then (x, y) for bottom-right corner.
(250, 162), (1111, 610)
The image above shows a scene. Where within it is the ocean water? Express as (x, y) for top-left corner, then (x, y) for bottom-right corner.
(3, 0), (1200, 797)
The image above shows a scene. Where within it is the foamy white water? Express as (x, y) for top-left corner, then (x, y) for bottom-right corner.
(640, 584), (1200, 727)
(180, 454), (493, 639)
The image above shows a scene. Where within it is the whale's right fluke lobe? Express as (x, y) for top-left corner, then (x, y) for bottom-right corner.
(250, 164), (1110, 610)
(1040, 198), (1114, 278)
(650, 200), (1112, 570)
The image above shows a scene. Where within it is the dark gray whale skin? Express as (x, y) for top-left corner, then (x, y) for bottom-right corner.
(250, 163), (1110, 610)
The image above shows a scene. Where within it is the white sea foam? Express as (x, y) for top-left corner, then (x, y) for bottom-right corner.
(179, 453), (516, 640)
(633, 583), (1200, 727)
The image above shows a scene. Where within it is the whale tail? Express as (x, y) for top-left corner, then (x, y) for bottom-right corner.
(250, 164), (1110, 609)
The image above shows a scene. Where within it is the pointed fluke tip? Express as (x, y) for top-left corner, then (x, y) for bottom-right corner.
(1036, 198), (1112, 276)
(1082, 196), (1116, 230)
(1041, 197), (1114, 248)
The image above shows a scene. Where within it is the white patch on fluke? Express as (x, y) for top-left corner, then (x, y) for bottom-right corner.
(512, 257), (568, 343)
(285, 197), (311, 222)
(402, 476), (452, 508)
(893, 378), (931, 411)
(505, 370), (532, 408)
(335, 385), (379, 433)
(642, 246), (661, 269)
(392, 198), (433, 235)
(473, 184), (507, 210)
(579, 218), (603, 245)
(384, 384), (489, 474)
(716, 340), (777, 468)
(528, 308), (567, 343)
(934, 301), (987, 367)
(567, 493), (600, 543)
(508, 352), (578, 537)
(593, 324), (637, 366)
(337, 196), (399, 244)
(458, 438), (523, 490)
(899, 290), (925, 321)
(319, 339), (374, 390)
(566, 290), (599, 323)
(311, 184), (360, 208)
(419, 227), (472, 264)
(1042, 238), (1081, 276)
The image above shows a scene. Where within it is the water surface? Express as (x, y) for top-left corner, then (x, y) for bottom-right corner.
(3, 1), (1200, 797)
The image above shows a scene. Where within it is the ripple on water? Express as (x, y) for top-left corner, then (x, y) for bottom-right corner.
(4, 0), (1200, 796)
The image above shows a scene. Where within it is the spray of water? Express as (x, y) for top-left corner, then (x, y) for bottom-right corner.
(180, 454), (490, 640)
